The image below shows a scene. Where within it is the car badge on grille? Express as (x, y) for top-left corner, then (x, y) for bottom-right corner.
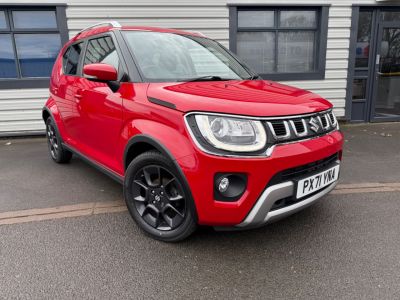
(309, 117), (320, 133)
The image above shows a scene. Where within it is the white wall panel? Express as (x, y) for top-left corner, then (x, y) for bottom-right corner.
(0, 0), (368, 134)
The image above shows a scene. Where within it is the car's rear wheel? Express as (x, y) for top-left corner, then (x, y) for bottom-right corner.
(45, 117), (72, 163)
(124, 151), (197, 242)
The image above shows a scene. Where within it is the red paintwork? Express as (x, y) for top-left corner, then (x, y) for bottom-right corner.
(83, 63), (118, 81)
(45, 26), (344, 226)
(148, 80), (332, 116)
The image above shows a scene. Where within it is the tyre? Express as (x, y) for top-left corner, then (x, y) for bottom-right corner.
(45, 117), (72, 163)
(124, 151), (197, 242)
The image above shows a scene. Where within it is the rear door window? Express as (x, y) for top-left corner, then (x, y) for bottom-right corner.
(63, 42), (83, 75)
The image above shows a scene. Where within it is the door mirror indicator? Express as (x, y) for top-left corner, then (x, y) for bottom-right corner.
(83, 63), (118, 82)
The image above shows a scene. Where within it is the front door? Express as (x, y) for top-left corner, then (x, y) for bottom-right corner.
(75, 34), (123, 170)
(371, 21), (400, 121)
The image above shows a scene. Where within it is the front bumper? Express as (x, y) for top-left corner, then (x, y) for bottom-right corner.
(235, 177), (337, 229)
(176, 130), (344, 226)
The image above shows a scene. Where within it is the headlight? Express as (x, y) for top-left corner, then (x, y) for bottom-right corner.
(191, 114), (267, 152)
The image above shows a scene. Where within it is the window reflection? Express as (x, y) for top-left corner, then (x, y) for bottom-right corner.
(0, 11), (6, 29)
(12, 11), (57, 29)
(280, 11), (317, 28)
(237, 32), (275, 73)
(0, 34), (17, 78)
(352, 79), (367, 100)
(355, 11), (373, 68)
(64, 43), (83, 75)
(278, 31), (315, 73)
(236, 8), (319, 75)
(375, 28), (400, 118)
(84, 36), (119, 70)
(238, 11), (274, 28)
(381, 11), (400, 22)
(15, 34), (61, 77)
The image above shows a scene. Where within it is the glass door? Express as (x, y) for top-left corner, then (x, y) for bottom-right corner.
(351, 9), (374, 122)
(371, 21), (400, 121)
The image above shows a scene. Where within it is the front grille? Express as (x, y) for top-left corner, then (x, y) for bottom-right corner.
(328, 111), (336, 126)
(293, 119), (305, 134)
(265, 110), (337, 144)
(268, 152), (339, 187)
(269, 120), (289, 138)
(320, 115), (328, 128)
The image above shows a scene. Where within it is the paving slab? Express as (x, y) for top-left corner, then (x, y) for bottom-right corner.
(340, 122), (400, 184)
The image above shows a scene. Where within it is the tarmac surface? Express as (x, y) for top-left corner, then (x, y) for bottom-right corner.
(0, 122), (399, 299)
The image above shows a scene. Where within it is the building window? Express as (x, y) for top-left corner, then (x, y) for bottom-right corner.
(229, 6), (329, 81)
(0, 6), (68, 89)
(355, 10), (373, 68)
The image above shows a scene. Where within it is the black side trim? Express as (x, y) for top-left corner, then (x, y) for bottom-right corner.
(63, 143), (124, 184)
(148, 97), (176, 110)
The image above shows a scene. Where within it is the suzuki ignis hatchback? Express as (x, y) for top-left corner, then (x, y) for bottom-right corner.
(43, 22), (343, 241)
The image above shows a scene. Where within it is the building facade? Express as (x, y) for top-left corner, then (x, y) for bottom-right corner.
(0, 0), (399, 136)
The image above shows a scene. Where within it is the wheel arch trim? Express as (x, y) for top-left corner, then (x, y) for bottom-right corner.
(123, 134), (198, 222)
(123, 134), (180, 170)
(42, 106), (54, 122)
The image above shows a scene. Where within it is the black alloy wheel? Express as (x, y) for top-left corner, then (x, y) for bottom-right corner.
(124, 151), (197, 242)
(45, 117), (72, 163)
(46, 121), (59, 160)
(132, 165), (186, 231)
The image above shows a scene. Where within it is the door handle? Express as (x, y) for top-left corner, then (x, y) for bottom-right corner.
(74, 89), (84, 100)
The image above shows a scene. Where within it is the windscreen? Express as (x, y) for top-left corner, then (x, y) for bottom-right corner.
(122, 31), (252, 82)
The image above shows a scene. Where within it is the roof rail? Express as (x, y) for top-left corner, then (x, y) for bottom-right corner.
(190, 31), (206, 37)
(76, 21), (122, 36)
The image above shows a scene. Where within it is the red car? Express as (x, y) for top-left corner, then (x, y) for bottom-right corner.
(43, 21), (343, 242)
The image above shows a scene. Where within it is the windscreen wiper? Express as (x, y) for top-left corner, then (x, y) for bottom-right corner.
(178, 75), (230, 82)
(246, 74), (262, 80)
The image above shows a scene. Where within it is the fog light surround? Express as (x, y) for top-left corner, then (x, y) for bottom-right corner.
(214, 173), (247, 202)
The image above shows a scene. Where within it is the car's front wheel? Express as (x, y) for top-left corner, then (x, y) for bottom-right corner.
(45, 117), (72, 163)
(124, 151), (197, 242)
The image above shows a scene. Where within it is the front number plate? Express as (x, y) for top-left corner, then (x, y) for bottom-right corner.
(296, 165), (340, 199)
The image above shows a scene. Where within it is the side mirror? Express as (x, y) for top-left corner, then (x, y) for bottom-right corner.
(83, 63), (118, 82)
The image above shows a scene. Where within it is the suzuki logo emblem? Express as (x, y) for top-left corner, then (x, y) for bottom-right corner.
(309, 117), (320, 133)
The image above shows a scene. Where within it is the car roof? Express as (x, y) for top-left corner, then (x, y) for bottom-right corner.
(72, 25), (203, 42)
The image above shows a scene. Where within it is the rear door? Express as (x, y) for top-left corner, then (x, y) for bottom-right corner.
(74, 34), (124, 170)
(54, 42), (84, 144)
